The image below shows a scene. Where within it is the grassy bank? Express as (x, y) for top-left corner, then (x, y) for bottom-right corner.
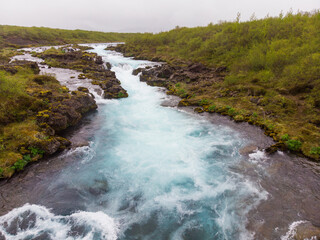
(118, 11), (320, 160)
(0, 24), (139, 178)
(0, 25), (137, 48)
(0, 44), (101, 178)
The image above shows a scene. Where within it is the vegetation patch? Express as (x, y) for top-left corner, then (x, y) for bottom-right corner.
(0, 51), (97, 177)
(119, 11), (320, 160)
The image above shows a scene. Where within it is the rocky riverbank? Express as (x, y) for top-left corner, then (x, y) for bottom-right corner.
(108, 44), (320, 162)
(0, 45), (128, 178)
(109, 47), (320, 240)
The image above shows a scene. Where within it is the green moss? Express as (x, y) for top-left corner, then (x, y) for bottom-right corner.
(28, 146), (45, 156)
(234, 115), (245, 122)
(117, 92), (128, 98)
(78, 74), (86, 79)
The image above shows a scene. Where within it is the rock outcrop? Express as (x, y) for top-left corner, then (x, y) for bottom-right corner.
(37, 91), (97, 132)
(37, 48), (128, 99)
(137, 62), (224, 90)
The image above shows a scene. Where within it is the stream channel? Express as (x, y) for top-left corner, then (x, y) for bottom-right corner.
(0, 43), (320, 240)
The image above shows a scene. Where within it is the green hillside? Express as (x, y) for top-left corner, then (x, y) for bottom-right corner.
(119, 10), (320, 160)
(0, 25), (136, 48)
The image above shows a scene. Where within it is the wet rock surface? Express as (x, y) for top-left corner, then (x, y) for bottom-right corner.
(294, 222), (320, 240)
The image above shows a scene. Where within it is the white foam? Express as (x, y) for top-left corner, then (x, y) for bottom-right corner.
(281, 220), (307, 240)
(65, 142), (96, 164)
(0, 204), (119, 240)
(249, 150), (268, 163)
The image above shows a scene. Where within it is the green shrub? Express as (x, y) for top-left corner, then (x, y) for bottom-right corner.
(177, 89), (187, 97)
(286, 139), (302, 151)
(310, 147), (320, 155)
(28, 146), (45, 156)
(11, 154), (32, 171)
(281, 134), (290, 141)
(227, 108), (237, 116)
(198, 99), (209, 106)
(208, 105), (216, 112)
(12, 159), (27, 171)
(23, 154), (32, 162)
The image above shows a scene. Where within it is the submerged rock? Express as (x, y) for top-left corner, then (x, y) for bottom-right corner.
(132, 68), (143, 76)
(289, 221), (320, 240)
(106, 62), (112, 70)
(239, 145), (258, 155)
(88, 179), (109, 196)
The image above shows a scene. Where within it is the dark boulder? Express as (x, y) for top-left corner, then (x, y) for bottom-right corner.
(132, 68), (143, 76)
(37, 91), (97, 132)
(289, 83), (314, 95)
(95, 56), (103, 64)
(77, 87), (89, 93)
(188, 63), (207, 73)
(215, 66), (227, 73)
(156, 65), (174, 78)
(106, 62), (112, 70)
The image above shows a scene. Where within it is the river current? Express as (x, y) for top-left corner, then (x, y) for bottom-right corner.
(1, 44), (320, 240)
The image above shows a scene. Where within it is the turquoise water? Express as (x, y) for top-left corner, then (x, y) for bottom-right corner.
(0, 44), (267, 240)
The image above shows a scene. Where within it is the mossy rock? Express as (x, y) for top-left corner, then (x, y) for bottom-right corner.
(38, 90), (52, 98)
(78, 73), (86, 79)
(194, 107), (204, 113)
(178, 99), (190, 107)
(61, 86), (69, 93)
(91, 80), (100, 85)
(265, 143), (286, 154)
(233, 115), (245, 122)
(33, 75), (57, 85)
(77, 87), (89, 93)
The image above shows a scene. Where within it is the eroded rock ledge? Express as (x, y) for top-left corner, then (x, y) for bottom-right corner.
(0, 61), (98, 177)
(36, 47), (128, 99)
(0, 46), (129, 178)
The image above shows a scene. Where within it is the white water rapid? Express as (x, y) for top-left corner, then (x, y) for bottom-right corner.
(0, 44), (269, 240)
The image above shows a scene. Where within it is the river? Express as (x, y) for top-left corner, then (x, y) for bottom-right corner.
(0, 43), (320, 240)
